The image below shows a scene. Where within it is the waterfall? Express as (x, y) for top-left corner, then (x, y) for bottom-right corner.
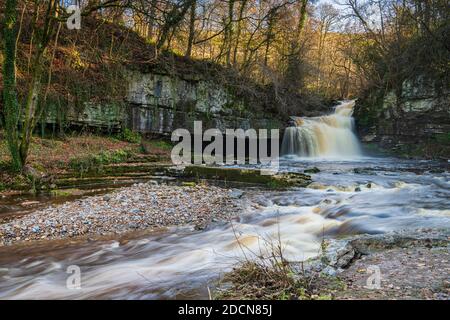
(281, 100), (362, 158)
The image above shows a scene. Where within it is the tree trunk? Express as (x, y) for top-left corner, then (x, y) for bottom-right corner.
(185, 0), (197, 57)
(296, 0), (308, 42)
(19, 57), (44, 166)
(233, 0), (247, 67)
(18, 0), (57, 168)
(2, 0), (21, 171)
(224, 0), (235, 66)
(147, 0), (158, 40)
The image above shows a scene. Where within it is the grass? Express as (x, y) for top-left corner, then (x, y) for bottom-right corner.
(214, 222), (346, 300)
(140, 139), (173, 155)
(69, 149), (132, 176)
(147, 140), (173, 150)
(215, 255), (346, 300)
(0, 131), (172, 192)
(0, 132), (139, 174)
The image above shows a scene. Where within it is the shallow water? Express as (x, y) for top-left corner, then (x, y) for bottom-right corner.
(0, 155), (448, 299)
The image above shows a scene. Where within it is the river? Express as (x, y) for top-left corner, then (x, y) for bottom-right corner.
(0, 103), (448, 299)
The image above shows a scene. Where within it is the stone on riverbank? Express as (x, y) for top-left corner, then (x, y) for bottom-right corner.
(304, 167), (321, 174)
(182, 166), (311, 188)
(0, 183), (245, 246)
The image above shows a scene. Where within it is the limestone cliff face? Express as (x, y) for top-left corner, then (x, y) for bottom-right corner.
(44, 69), (280, 134)
(125, 70), (280, 134)
(354, 77), (450, 158)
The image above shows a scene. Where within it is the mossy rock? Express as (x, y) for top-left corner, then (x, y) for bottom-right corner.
(50, 188), (83, 197)
(183, 166), (311, 188)
(304, 167), (320, 174)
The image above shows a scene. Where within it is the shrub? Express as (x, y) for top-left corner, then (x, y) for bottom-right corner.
(118, 128), (141, 144)
(69, 149), (131, 175)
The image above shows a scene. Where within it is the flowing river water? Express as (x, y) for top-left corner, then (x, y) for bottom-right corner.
(0, 102), (449, 299)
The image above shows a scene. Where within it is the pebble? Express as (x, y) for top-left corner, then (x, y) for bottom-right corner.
(0, 183), (243, 246)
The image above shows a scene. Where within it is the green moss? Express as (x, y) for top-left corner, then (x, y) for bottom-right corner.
(304, 167), (320, 174)
(50, 188), (81, 197)
(316, 294), (333, 300)
(117, 128), (141, 144)
(147, 140), (173, 151)
(181, 181), (196, 187)
(433, 133), (450, 145)
(69, 149), (132, 176)
(183, 166), (311, 188)
(355, 91), (384, 128)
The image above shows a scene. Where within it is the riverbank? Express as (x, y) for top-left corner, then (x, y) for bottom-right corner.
(216, 229), (450, 300)
(0, 182), (246, 246)
(0, 133), (172, 193)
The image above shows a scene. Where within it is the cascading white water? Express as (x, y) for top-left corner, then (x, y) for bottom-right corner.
(281, 100), (362, 158)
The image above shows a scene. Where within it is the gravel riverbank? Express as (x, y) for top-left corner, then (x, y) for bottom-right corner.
(0, 182), (245, 246)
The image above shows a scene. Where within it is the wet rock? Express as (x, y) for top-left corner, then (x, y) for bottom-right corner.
(353, 168), (376, 175)
(31, 226), (41, 233)
(321, 240), (359, 269)
(322, 266), (338, 277)
(304, 167), (321, 174)
(428, 169), (445, 174)
(229, 189), (244, 199)
(183, 166), (311, 188)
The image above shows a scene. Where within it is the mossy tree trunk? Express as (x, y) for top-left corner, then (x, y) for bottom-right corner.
(2, 0), (58, 170)
(2, 0), (21, 171)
